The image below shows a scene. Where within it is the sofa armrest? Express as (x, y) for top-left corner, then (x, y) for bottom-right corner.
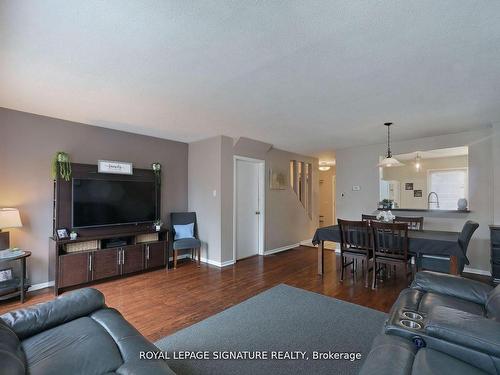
(359, 334), (416, 375)
(425, 306), (500, 357)
(0, 288), (105, 340)
(411, 271), (492, 305)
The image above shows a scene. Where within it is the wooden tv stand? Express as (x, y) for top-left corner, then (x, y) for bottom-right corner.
(49, 229), (169, 296)
(49, 162), (168, 296)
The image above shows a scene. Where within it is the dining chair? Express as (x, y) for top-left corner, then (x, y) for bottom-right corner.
(420, 220), (479, 274)
(170, 212), (202, 268)
(338, 219), (372, 288)
(395, 216), (424, 231)
(361, 214), (377, 223)
(371, 221), (412, 289)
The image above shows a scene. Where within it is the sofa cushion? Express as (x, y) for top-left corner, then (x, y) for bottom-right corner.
(412, 348), (487, 375)
(486, 285), (500, 321)
(419, 292), (485, 316)
(22, 316), (123, 375)
(1, 288), (105, 340)
(0, 319), (26, 375)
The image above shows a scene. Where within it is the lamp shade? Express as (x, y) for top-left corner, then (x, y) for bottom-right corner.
(0, 208), (22, 229)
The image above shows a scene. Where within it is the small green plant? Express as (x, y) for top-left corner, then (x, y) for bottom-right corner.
(151, 162), (161, 185)
(154, 220), (163, 227)
(52, 152), (72, 181)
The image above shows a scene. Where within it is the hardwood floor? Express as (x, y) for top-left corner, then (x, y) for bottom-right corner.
(0, 246), (409, 342)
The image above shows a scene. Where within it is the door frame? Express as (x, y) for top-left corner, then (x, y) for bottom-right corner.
(233, 155), (266, 262)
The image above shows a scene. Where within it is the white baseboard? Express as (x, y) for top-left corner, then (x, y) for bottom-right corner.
(463, 266), (491, 276)
(28, 281), (54, 292)
(264, 239), (312, 256)
(200, 257), (235, 268)
(299, 238), (314, 247)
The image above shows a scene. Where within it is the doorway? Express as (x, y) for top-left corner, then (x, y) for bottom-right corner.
(233, 156), (265, 261)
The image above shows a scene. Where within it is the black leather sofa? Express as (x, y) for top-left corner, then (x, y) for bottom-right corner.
(0, 288), (174, 375)
(360, 271), (500, 375)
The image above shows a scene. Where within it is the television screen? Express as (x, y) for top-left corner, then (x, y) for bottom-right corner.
(72, 179), (156, 228)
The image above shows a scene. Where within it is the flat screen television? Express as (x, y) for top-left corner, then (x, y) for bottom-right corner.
(72, 179), (157, 228)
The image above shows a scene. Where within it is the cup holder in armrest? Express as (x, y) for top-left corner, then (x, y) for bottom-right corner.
(400, 319), (423, 330)
(402, 311), (424, 321)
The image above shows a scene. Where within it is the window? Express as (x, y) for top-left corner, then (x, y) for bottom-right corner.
(428, 169), (468, 210)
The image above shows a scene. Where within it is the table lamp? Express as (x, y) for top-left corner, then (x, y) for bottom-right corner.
(0, 208), (23, 250)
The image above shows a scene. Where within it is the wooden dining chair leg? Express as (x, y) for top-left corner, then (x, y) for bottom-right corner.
(364, 257), (369, 288)
(197, 247), (201, 267)
(340, 255), (345, 282)
(372, 260), (377, 289)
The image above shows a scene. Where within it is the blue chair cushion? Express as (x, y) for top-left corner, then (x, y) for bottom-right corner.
(173, 237), (201, 250)
(173, 223), (194, 240)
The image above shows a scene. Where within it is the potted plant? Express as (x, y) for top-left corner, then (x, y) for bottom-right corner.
(51, 151), (72, 181)
(69, 231), (78, 240)
(154, 220), (163, 232)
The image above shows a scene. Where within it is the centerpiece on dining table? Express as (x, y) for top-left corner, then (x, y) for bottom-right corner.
(376, 210), (396, 223)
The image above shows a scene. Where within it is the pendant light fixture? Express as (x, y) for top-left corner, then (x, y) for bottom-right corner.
(378, 122), (404, 167)
(414, 152), (422, 172)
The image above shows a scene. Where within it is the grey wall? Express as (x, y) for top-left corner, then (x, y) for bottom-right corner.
(189, 135), (319, 265)
(0, 108), (188, 285)
(336, 127), (494, 272)
(221, 137), (319, 263)
(188, 136), (222, 263)
(494, 124), (500, 224)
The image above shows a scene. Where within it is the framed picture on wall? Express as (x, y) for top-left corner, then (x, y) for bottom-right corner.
(414, 190), (423, 198)
(405, 183), (414, 190)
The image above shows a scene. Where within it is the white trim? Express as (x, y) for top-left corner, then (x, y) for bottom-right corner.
(264, 243), (300, 256)
(299, 238), (314, 247)
(463, 266), (491, 276)
(233, 155), (266, 263)
(200, 257), (235, 267)
(28, 281), (54, 292)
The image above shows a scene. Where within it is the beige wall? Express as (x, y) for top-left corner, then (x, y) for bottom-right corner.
(0, 108), (188, 285)
(189, 136), (319, 265)
(382, 155), (468, 209)
(319, 168), (335, 227)
(336, 127), (494, 273)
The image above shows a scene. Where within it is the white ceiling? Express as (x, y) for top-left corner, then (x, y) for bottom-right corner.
(1, 1), (500, 157)
(395, 146), (468, 161)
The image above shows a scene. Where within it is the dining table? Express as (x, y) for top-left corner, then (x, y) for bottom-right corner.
(312, 225), (466, 276)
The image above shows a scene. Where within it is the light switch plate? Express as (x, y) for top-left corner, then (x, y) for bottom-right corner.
(352, 185), (361, 191)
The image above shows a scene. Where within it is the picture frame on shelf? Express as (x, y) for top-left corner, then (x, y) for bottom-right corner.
(0, 268), (13, 282)
(56, 228), (69, 239)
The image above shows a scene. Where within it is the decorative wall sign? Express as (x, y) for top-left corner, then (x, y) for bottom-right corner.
(269, 169), (287, 190)
(414, 190), (423, 198)
(405, 183), (414, 190)
(98, 160), (133, 175)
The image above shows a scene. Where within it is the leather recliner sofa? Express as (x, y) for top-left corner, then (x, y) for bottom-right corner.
(360, 271), (500, 375)
(0, 288), (174, 375)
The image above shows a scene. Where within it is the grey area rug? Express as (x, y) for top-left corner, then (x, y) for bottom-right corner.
(156, 284), (386, 375)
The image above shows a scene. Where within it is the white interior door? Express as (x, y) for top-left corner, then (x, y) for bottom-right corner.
(235, 159), (261, 260)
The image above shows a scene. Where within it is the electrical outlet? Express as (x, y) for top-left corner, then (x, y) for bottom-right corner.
(352, 185), (361, 191)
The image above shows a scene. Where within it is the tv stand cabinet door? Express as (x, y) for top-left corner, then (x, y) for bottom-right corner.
(59, 252), (90, 288)
(92, 248), (120, 281)
(122, 245), (144, 274)
(146, 241), (166, 269)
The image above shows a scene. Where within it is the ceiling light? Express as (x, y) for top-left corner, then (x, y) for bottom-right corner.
(377, 122), (404, 167)
(319, 165), (331, 171)
(415, 153), (422, 171)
